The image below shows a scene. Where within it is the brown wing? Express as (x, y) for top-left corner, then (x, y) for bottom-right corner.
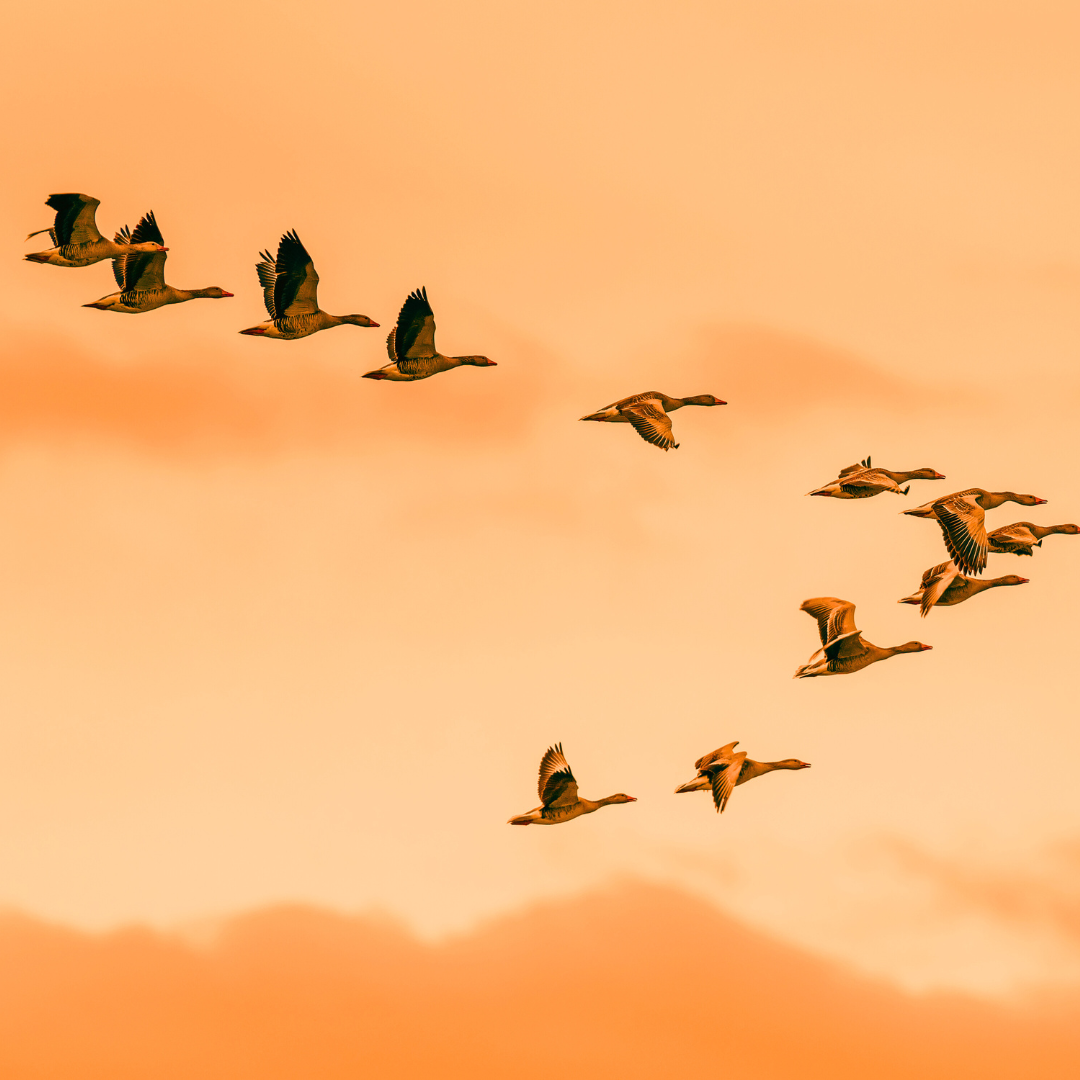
(839, 468), (895, 494)
(709, 752), (747, 813)
(988, 523), (1038, 547)
(619, 401), (677, 450)
(932, 495), (987, 576)
(255, 249), (278, 318)
(274, 231), (320, 317)
(538, 743), (578, 808)
(920, 560), (955, 587)
(47, 193), (102, 245)
(119, 212), (167, 291)
(837, 455), (871, 478)
(826, 633), (868, 663)
(394, 287), (438, 361)
(918, 563), (960, 617)
(695, 741), (739, 771)
(111, 224), (131, 286)
(800, 597), (858, 648)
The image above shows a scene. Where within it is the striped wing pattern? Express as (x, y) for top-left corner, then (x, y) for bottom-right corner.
(709, 752), (747, 813)
(918, 562), (960, 617)
(538, 743), (578, 809)
(932, 495), (987, 576)
(619, 400), (677, 450)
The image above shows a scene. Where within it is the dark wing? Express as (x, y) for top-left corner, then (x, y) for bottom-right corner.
(394, 287), (437, 360)
(123, 250), (167, 291)
(839, 468), (894, 494)
(619, 400), (678, 450)
(827, 633), (869, 663)
(800, 597), (858, 648)
(932, 495), (987, 576)
(256, 249), (278, 318)
(538, 743), (578, 809)
(119, 212), (167, 290)
(111, 224), (132, 286)
(695, 741), (739, 771)
(274, 230), (320, 317)
(47, 193), (102, 245)
(709, 752), (748, 813)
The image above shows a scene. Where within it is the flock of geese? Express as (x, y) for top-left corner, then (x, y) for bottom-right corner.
(26, 192), (1076, 829)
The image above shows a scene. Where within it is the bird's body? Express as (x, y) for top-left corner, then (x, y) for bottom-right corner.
(807, 455), (945, 498)
(795, 597), (931, 678)
(579, 391), (725, 450)
(898, 560), (1028, 616)
(362, 287), (495, 380)
(240, 231), (378, 339)
(507, 743), (635, 825)
(83, 212), (232, 313)
(910, 490), (1047, 577)
(26, 193), (166, 267)
(987, 521), (1080, 556)
(674, 741), (810, 813)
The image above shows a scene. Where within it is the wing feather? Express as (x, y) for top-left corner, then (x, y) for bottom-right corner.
(695, 741), (739, 771)
(932, 495), (987, 576)
(619, 401), (678, 450)
(47, 193), (102, 246)
(394, 287), (437, 360)
(538, 743), (578, 808)
(709, 752), (747, 813)
(274, 231), (320, 317)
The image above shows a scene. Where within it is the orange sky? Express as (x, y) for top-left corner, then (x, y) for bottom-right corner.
(4, 2), (1080, 1068)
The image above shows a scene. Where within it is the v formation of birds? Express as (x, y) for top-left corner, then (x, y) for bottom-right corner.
(26, 192), (1077, 826)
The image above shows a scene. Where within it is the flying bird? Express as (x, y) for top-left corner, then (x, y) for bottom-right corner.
(795, 597), (932, 678)
(988, 521), (1080, 556)
(579, 391), (726, 450)
(904, 490), (1047, 577)
(362, 287), (496, 380)
(82, 212), (232, 313)
(25, 193), (167, 267)
(806, 455), (945, 498)
(240, 230), (378, 338)
(674, 741), (810, 814)
(898, 560), (1028, 617)
(507, 743), (636, 825)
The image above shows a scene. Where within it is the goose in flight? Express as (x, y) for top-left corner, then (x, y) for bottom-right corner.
(83, 212), (232, 313)
(675, 741), (810, 813)
(898, 560), (1028, 617)
(795, 597), (931, 678)
(579, 392), (726, 450)
(904, 490), (1047, 577)
(240, 230), (378, 338)
(362, 287), (496, 380)
(807, 455), (945, 498)
(507, 743), (636, 825)
(988, 521), (1080, 556)
(25, 193), (167, 267)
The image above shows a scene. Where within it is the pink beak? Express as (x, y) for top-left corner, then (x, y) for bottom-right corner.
(239, 327), (267, 335)
(1035, 498), (1048, 504)
(221, 291), (234, 297)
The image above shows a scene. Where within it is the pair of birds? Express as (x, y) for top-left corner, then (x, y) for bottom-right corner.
(507, 743), (809, 825)
(26, 196), (232, 312)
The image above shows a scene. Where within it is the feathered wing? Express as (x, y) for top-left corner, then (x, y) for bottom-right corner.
(988, 523), (1039, 551)
(274, 231), (320, 317)
(918, 562), (961, 617)
(394, 287), (438, 366)
(709, 752), (748, 813)
(695, 741), (739, 771)
(256, 249), (278, 318)
(800, 597), (858, 649)
(932, 495), (987, 576)
(837, 456), (871, 478)
(619, 400), (678, 450)
(111, 225), (132, 286)
(118, 212), (167, 291)
(538, 743), (578, 809)
(47, 193), (102, 246)
(839, 468), (898, 496)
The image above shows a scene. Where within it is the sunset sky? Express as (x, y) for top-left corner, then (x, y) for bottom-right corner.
(4, 1), (1080, 1074)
